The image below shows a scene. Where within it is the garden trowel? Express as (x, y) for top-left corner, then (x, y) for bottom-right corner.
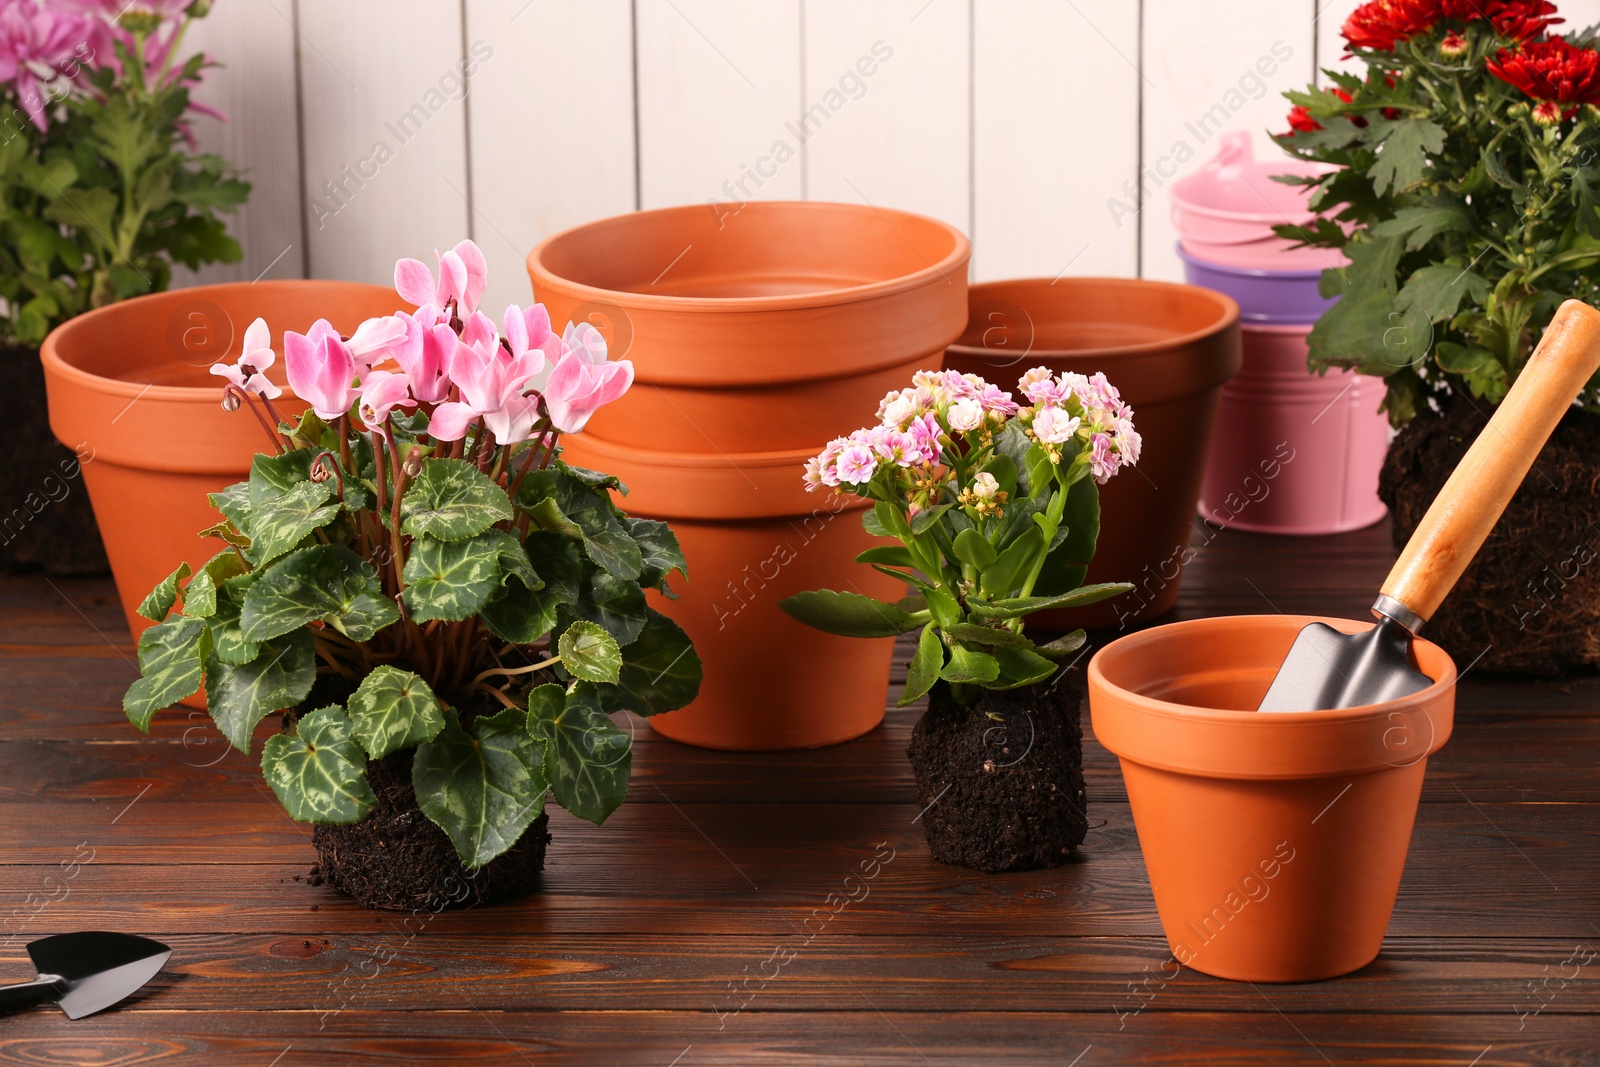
(1259, 298), (1600, 712)
(0, 932), (171, 1018)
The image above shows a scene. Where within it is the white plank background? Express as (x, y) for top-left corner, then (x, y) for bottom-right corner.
(177, 0), (1581, 296)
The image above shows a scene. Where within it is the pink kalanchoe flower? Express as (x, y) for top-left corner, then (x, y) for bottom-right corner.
(394, 240), (488, 317)
(1032, 405), (1081, 445)
(1089, 432), (1122, 484)
(537, 322), (634, 434)
(209, 317), (282, 400)
(357, 370), (416, 434)
(1112, 416), (1143, 466)
(284, 320), (359, 420)
(946, 397), (984, 433)
(835, 442), (878, 485)
(974, 381), (1018, 416)
(811, 436), (849, 489)
(802, 455), (826, 492)
(906, 411), (942, 460)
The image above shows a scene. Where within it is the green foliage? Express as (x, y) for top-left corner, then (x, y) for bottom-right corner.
(528, 682), (631, 826)
(261, 706), (376, 824)
(1276, 19), (1600, 421)
(346, 667), (445, 759)
(413, 709), (549, 869)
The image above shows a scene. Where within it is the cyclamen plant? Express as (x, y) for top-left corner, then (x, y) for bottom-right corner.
(0, 0), (249, 343)
(123, 239), (702, 869)
(1275, 0), (1600, 422)
(780, 368), (1139, 705)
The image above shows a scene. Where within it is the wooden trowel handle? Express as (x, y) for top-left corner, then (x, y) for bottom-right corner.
(1381, 298), (1600, 626)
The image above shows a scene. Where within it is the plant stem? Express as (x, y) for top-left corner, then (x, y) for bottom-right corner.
(471, 655), (561, 688)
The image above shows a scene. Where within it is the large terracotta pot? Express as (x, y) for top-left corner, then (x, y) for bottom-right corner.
(1089, 614), (1455, 983)
(562, 432), (902, 751)
(41, 281), (401, 641)
(527, 201), (971, 454)
(944, 278), (1240, 631)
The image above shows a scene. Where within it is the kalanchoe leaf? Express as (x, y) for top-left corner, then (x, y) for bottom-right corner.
(951, 527), (998, 569)
(909, 503), (953, 535)
(627, 517), (687, 588)
(401, 533), (504, 623)
(778, 589), (923, 638)
(246, 479), (340, 565)
(944, 622), (1034, 649)
(558, 620), (623, 685)
(346, 666), (446, 760)
(123, 614), (208, 730)
(861, 508), (892, 538)
(528, 681), (631, 826)
(940, 645), (999, 684)
(968, 582), (1133, 620)
(981, 526), (1044, 599)
(205, 628), (316, 753)
(856, 545), (916, 568)
(243, 544), (399, 643)
(261, 705), (376, 824)
(1036, 629), (1088, 659)
(400, 458), (514, 541)
(899, 623), (944, 708)
(599, 609), (702, 717)
(182, 551), (248, 618)
(990, 646), (1059, 690)
(136, 562), (191, 622)
(413, 709), (549, 869)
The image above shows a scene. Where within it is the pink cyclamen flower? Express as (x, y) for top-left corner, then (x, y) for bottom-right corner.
(428, 336), (543, 445)
(284, 320), (359, 420)
(343, 314), (409, 369)
(536, 322), (633, 434)
(390, 310), (455, 404)
(357, 370), (416, 434)
(1031, 405), (1081, 445)
(209, 316), (282, 400)
(394, 239), (488, 317)
(835, 442), (878, 485)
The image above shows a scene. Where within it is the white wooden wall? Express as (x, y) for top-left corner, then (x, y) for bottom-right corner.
(178, 0), (1600, 310)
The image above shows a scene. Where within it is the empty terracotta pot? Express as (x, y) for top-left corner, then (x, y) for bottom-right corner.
(944, 278), (1240, 630)
(528, 201), (971, 454)
(42, 281), (401, 642)
(1199, 324), (1389, 535)
(1089, 614), (1456, 983)
(561, 432), (903, 751)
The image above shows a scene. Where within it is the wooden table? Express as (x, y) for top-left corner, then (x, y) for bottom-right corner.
(1, 520), (1596, 1065)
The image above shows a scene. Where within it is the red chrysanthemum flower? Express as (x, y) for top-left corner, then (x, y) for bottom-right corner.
(1343, 0), (1438, 51)
(1482, 0), (1561, 43)
(1286, 105), (1321, 133)
(1488, 36), (1600, 105)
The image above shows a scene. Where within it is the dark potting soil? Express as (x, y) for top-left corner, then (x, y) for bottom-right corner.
(1, 343), (108, 575)
(906, 670), (1088, 873)
(1380, 392), (1600, 677)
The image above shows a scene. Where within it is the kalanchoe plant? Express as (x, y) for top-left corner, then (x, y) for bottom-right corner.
(123, 239), (702, 870)
(779, 368), (1139, 706)
(0, 0), (249, 344)
(1274, 0), (1600, 423)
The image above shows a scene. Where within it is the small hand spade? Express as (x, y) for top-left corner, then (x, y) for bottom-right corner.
(0, 932), (171, 1018)
(1259, 298), (1600, 712)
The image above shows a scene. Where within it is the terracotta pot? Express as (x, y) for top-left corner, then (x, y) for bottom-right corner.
(1089, 614), (1456, 983)
(944, 277), (1240, 630)
(527, 201), (970, 454)
(1199, 324), (1389, 535)
(41, 281), (402, 642)
(561, 432), (903, 751)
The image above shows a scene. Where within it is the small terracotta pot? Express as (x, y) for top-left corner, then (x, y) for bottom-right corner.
(1089, 614), (1456, 983)
(528, 201), (971, 454)
(41, 281), (402, 642)
(944, 278), (1240, 630)
(561, 432), (903, 751)
(1198, 324), (1389, 536)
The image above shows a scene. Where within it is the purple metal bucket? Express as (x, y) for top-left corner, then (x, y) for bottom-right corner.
(1177, 245), (1337, 325)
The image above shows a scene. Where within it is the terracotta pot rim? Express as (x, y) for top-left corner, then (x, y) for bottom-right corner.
(948, 277), (1240, 364)
(1089, 614), (1457, 725)
(565, 432), (824, 470)
(527, 200), (971, 314)
(42, 279), (395, 402)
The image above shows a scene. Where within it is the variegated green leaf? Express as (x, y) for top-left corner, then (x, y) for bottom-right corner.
(248, 447), (319, 505)
(485, 529), (540, 590)
(242, 544), (399, 643)
(479, 578), (563, 644)
(597, 609), (702, 718)
(401, 533), (502, 623)
(558, 620), (622, 684)
(247, 479), (340, 565)
(208, 572), (261, 665)
(123, 614), (208, 730)
(528, 682), (630, 826)
(181, 551), (248, 619)
(205, 628), (317, 752)
(346, 666), (446, 759)
(261, 705), (376, 824)
(400, 458), (513, 541)
(627, 518), (687, 589)
(413, 709), (549, 869)
(136, 562), (191, 622)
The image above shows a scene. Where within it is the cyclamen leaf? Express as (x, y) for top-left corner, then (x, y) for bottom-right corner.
(627, 517), (687, 588)
(242, 544), (399, 643)
(400, 458), (513, 541)
(479, 579), (562, 644)
(529, 682), (631, 826)
(208, 573), (262, 666)
(484, 529), (541, 591)
(778, 589), (922, 638)
(346, 666), (446, 759)
(401, 533), (503, 623)
(600, 609), (702, 717)
(413, 710), (549, 869)
(205, 628), (316, 753)
(248, 448), (319, 506)
(123, 614), (208, 730)
(261, 706), (376, 824)
(137, 562), (191, 622)
(181, 551), (247, 618)
(246, 480), (340, 565)
(899, 623), (944, 708)
(563, 570), (647, 646)
(559, 620), (623, 685)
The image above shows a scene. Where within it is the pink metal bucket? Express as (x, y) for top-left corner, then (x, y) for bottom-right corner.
(1198, 324), (1389, 535)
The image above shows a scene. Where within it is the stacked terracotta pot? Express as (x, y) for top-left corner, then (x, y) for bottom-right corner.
(1173, 132), (1389, 535)
(532, 202), (970, 750)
